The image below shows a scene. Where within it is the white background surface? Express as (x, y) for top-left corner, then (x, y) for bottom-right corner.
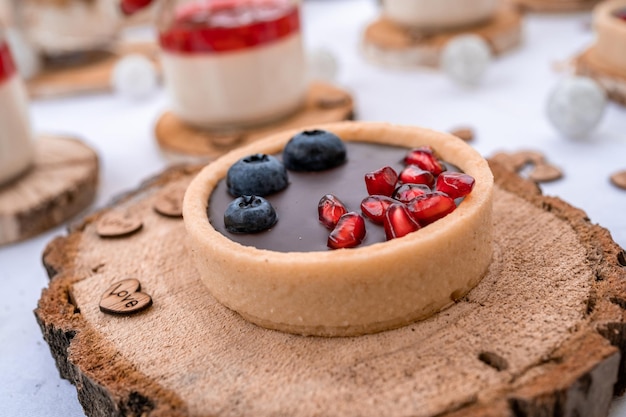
(1, 0), (626, 416)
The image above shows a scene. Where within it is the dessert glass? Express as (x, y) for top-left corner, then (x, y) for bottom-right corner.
(157, 0), (307, 130)
(14, 0), (150, 58)
(381, 0), (498, 31)
(0, 25), (34, 186)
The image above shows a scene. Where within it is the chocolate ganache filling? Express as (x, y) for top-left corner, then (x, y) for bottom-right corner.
(208, 141), (460, 252)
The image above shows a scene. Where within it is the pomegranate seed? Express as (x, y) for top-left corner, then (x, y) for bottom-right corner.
(364, 166), (398, 197)
(318, 194), (348, 229)
(398, 165), (435, 186)
(384, 203), (420, 240)
(407, 192), (456, 226)
(360, 195), (396, 224)
(328, 212), (366, 249)
(393, 184), (430, 203)
(404, 149), (446, 175)
(436, 172), (475, 199)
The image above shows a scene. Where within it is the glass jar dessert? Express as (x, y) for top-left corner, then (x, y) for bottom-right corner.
(157, 0), (308, 130)
(183, 122), (494, 337)
(0, 25), (34, 186)
(381, 0), (498, 31)
(15, 0), (153, 58)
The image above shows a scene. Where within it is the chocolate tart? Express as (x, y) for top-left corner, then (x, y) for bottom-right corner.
(183, 122), (494, 337)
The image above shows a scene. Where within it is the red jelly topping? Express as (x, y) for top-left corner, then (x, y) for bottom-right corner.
(0, 42), (16, 85)
(159, 0), (300, 54)
(120, 0), (154, 15)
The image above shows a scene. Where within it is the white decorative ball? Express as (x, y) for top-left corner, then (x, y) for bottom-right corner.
(6, 28), (41, 80)
(441, 35), (492, 87)
(307, 47), (339, 83)
(546, 76), (607, 139)
(111, 54), (158, 100)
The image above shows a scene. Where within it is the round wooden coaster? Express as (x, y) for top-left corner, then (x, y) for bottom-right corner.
(36, 161), (626, 417)
(362, 7), (523, 68)
(507, 0), (602, 11)
(26, 42), (159, 99)
(154, 82), (355, 161)
(575, 47), (626, 107)
(0, 135), (98, 246)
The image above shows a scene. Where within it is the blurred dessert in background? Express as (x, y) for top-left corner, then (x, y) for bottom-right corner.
(381, 0), (499, 31)
(0, 26), (34, 185)
(157, 0), (307, 130)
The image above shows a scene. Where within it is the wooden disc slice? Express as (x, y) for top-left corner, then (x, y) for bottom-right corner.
(507, 0), (602, 11)
(36, 161), (626, 417)
(610, 170), (626, 190)
(575, 47), (626, 107)
(362, 7), (523, 68)
(154, 82), (355, 161)
(26, 41), (160, 99)
(0, 135), (98, 246)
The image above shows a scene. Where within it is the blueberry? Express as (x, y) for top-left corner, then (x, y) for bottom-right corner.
(282, 130), (347, 171)
(227, 154), (288, 197)
(224, 195), (277, 234)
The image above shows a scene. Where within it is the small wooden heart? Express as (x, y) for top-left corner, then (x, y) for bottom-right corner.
(528, 163), (563, 183)
(96, 211), (143, 238)
(99, 279), (153, 315)
(153, 184), (186, 218)
(610, 170), (626, 190)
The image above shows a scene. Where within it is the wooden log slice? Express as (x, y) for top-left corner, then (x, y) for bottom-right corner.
(154, 82), (355, 162)
(362, 7), (522, 68)
(575, 47), (626, 107)
(0, 135), (98, 246)
(35, 160), (626, 417)
(507, 0), (602, 11)
(26, 42), (160, 99)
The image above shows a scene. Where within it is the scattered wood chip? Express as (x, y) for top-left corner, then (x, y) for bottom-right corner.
(211, 133), (245, 148)
(96, 211), (143, 238)
(450, 127), (475, 142)
(610, 170), (626, 190)
(513, 150), (545, 166)
(99, 279), (152, 316)
(490, 152), (517, 171)
(490, 149), (563, 183)
(154, 184), (186, 218)
(528, 163), (564, 183)
(316, 93), (350, 109)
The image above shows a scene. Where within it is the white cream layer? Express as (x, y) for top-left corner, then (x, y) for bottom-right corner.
(161, 34), (307, 129)
(0, 75), (33, 186)
(21, 0), (121, 56)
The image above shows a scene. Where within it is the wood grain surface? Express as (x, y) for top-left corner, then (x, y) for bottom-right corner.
(154, 82), (355, 161)
(508, 0), (602, 11)
(36, 161), (626, 417)
(0, 135), (98, 246)
(26, 42), (160, 99)
(362, 7), (523, 68)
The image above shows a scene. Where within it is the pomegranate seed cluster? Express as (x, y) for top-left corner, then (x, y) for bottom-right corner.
(318, 145), (475, 249)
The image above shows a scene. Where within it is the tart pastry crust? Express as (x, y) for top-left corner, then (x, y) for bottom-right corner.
(183, 122), (494, 337)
